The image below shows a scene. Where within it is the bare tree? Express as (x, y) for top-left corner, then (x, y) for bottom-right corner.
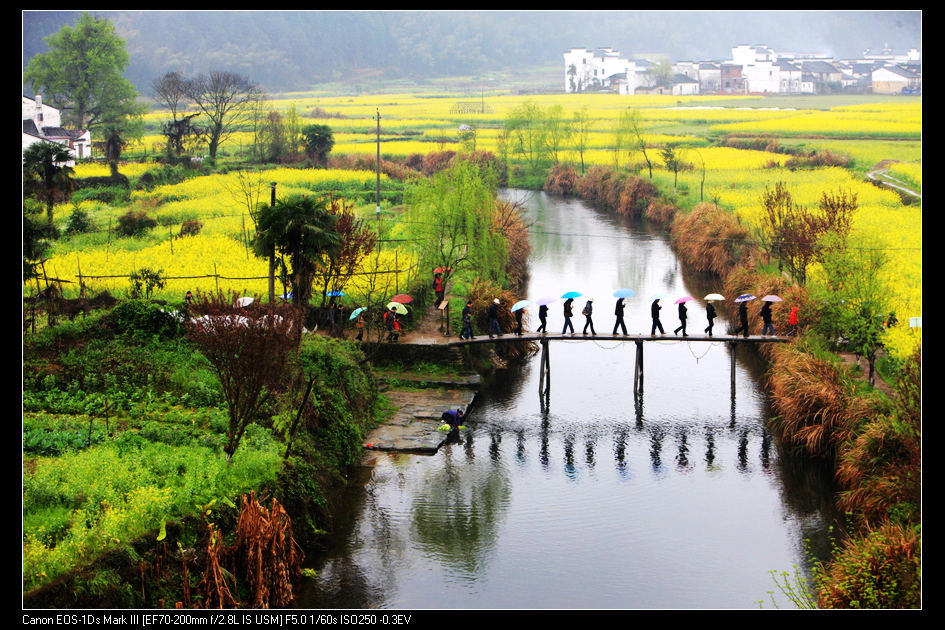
(183, 71), (262, 161)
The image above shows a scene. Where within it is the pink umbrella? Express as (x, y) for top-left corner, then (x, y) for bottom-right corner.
(674, 296), (694, 304)
(390, 294), (413, 304)
(761, 295), (783, 302)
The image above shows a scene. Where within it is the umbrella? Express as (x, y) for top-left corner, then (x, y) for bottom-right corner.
(650, 293), (669, 302)
(433, 267), (452, 274)
(561, 291), (583, 299)
(279, 292), (292, 299)
(326, 290), (345, 297)
(349, 307), (367, 320)
(761, 294), (783, 302)
(235, 296), (254, 307)
(386, 302), (408, 315)
(704, 293), (725, 301)
(390, 294), (413, 304)
(613, 288), (636, 298)
(734, 294), (757, 303)
(534, 296), (557, 306)
(674, 296), (694, 304)
(510, 300), (531, 312)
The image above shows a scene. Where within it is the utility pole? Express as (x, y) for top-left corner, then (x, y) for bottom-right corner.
(268, 182), (277, 303)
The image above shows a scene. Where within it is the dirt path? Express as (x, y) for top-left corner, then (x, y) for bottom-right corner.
(867, 160), (921, 200)
(836, 349), (895, 398)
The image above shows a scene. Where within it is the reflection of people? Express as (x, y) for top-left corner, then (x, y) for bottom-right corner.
(562, 298), (575, 335)
(441, 408), (465, 429)
(582, 299), (596, 335)
(537, 303), (548, 334)
(732, 302), (749, 338)
(651, 299), (665, 336)
(613, 298), (628, 335)
(704, 302), (717, 337)
(760, 301), (774, 336)
(673, 302), (689, 337)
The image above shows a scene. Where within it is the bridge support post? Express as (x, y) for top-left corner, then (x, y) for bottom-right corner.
(538, 338), (551, 409)
(729, 341), (737, 400)
(633, 340), (644, 396)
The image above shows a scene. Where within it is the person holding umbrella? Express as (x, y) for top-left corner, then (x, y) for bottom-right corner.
(488, 298), (502, 338)
(673, 298), (690, 337)
(353, 308), (366, 341)
(514, 306), (525, 336)
(760, 300), (775, 336)
(582, 299), (596, 336)
(704, 301), (718, 337)
(651, 298), (665, 336)
(433, 271), (444, 308)
(562, 297), (575, 335)
(732, 295), (753, 338)
(613, 297), (628, 335)
(460, 300), (475, 340)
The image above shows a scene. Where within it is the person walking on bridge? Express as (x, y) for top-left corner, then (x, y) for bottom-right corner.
(732, 302), (750, 338)
(651, 298), (665, 336)
(488, 298), (503, 338)
(562, 298), (575, 335)
(673, 302), (689, 337)
(537, 303), (548, 334)
(613, 297), (628, 335)
(460, 299), (475, 340)
(514, 307), (525, 336)
(582, 299), (596, 335)
(760, 300), (775, 336)
(704, 302), (717, 337)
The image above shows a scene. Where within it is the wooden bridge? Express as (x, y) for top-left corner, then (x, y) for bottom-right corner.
(405, 331), (791, 403)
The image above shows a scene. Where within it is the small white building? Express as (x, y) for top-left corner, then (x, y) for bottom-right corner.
(22, 95), (92, 163)
(872, 65), (922, 94)
(742, 60), (781, 93)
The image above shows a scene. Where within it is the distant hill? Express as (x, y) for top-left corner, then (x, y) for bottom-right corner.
(22, 10), (921, 94)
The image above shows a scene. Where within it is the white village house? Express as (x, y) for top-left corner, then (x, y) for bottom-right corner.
(22, 95), (92, 164)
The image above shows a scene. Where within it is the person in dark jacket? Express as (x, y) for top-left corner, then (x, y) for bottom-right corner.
(732, 302), (750, 338)
(562, 298), (575, 335)
(441, 408), (465, 429)
(488, 298), (502, 338)
(514, 307), (525, 336)
(582, 299), (596, 335)
(460, 300), (475, 340)
(613, 297), (628, 335)
(537, 303), (548, 334)
(673, 301), (689, 336)
(650, 298), (665, 336)
(704, 302), (717, 337)
(760, 300), (775, 336)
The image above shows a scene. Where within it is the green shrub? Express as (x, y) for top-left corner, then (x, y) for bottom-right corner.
(106, 299), (181, 339)
(71, 185), (130, 205)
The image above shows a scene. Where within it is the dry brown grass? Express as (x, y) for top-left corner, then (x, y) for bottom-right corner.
(765, 341), (880, 458)
(669, 202), (755, 278)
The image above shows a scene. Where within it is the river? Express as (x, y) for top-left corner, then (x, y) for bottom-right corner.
(297, 190), (840, 610)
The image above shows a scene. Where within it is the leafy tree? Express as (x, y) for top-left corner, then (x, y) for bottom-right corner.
(301, 124), (335, 167)
(570, 106), (593, 175)
(660, 143), (687, 192)
(543, 104), (570, 164)
(23, 141), (74, 224)
(503, 100), (552, 179)
(252, 195), (342, 309)
(182, 71), (262, 162)
(24, 12), (142, 132)
(23, 199), (58, 280)
(98, 109), (145, 177)
(152, 72), (201, 158)
(185, 292), (302, 460)
(128, 267), (166, 299)
(622, 109), (654, 179)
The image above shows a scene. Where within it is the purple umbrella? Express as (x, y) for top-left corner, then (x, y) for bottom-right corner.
(535, 296), (557, 306)
(674, 296), (694, 304)
(761, 295), (783, 302)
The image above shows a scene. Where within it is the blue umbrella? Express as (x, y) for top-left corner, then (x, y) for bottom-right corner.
(561, 291), (583, 299)
(613, 288), (636, 298)
(349, 307), (367, 320)
(534, 296), (557, 306)
(510, 300), (531, 312)
(734, 294), (757, 303)
(279, 292), (293, 299)
(326, 290), (345, 297)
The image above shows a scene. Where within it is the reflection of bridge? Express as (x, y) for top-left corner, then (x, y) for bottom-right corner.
(412, 332), (790, 403)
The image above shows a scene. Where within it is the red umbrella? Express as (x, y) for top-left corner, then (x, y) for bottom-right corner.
(391, 294), (413, 304)
(433, 267), (452, 274)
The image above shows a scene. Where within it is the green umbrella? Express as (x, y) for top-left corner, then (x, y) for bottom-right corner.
(386, 302), (408, 315)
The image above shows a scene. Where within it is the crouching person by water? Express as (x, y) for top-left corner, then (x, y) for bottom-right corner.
(441, 408), (465, 429)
